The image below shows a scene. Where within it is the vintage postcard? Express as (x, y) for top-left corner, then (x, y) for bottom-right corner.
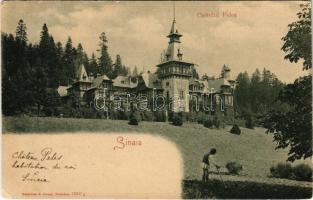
(1, 1), (312, 199)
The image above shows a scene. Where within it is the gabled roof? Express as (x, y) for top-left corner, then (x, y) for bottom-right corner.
(113, 75), (137, 88)
(207, 78), (231, 93)
(76, 64), (91, 82)
(91, 75), (111, 88)
(141, 72), (162, 89)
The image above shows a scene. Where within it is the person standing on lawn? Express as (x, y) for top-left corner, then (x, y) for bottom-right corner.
(202, 148), (221, 183)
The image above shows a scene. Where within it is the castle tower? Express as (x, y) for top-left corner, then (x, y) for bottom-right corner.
(156, 11), (194, 112)
(220, 64), (231, 79)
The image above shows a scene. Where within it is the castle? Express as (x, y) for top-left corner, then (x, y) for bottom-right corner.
(57, 16), (236, 117)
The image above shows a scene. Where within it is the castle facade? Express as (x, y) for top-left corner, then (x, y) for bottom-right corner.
(57, 17), (236, 117)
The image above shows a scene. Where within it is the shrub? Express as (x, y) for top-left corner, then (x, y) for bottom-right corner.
(79, 107), (97, 119)
(141, 111), (154, 121)
(213, 116), (221, 129)
(128, 116), (138, 125)
(293, 164), (312, 182)
(245, 117), (254, 129)
(226, 161), (243, 175)
(183, 179), (312, 199)
(230, 124), (241, 135)
(96, 110), (106, 119)
(182, 112), (197, 122)
(117, 110), (129, 120)
(153, 111), (166, 122)
(129, 111), (141, 122)
(197, 112), (207, 124)
(42, 106), (54, 117)
(203, 118), (214, 128)
(59, 105), (77, 118)
(109, 110), (118, 120)
(172, 114), (183, 126)
(270, 163), (293, 179)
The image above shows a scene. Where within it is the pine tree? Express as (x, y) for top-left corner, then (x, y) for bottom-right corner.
(234, 71), (251, 117)
(76, 43), (84, 65)
(56, 42), (67, 85)
(89, 53), (98, 76)
(98, 32), (113, 78)
(48, 36), (58, 88)
(38, 23), (59, 88)
(121, 65), (129, 76)
(15, 19), (27, 44)
(250, 69), (262, 113)
(64, 37), (76, 83)
(31, 57), (49, 116)
(132, 66), (138, 77)
(113, 54), (123, 78)
(39, 23), (50, 56)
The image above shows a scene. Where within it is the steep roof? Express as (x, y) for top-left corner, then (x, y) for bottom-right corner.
(92, 75), (111, 88)
(113, 75), (137, 88)
(207, 78), (231, 93)
(163, 19), (184, 62)
(141, 72), (162, 89)
(76, 64), (91, 82)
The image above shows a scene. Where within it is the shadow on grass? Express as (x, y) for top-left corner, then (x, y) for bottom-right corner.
(183, 179), (312, 199)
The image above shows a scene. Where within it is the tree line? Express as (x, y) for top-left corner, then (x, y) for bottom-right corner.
(2, 20), (137, 115)
(234, 68), (285, 122)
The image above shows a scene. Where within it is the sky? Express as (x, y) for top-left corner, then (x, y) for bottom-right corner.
(1, 1), (310, 83)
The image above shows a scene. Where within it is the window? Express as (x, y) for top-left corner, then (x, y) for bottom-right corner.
(179, 90), (184, 100)
(166, 82), (169, 86)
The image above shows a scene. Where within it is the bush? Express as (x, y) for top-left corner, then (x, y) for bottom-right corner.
(153, 111), (166, 122)
(141, 111), (154, 121)
(270, 163), (293, 179)
(230, 124), (241, 135)
(182, 112), (198, 122)
(129, 111), (141, 122)
(59, 105), (77, 118)
(183, 179), (312, 199)
(197, 112), (207, 124)
(203, 118), (214, 128)
(213, 116), (221, 129)
(226, 161), (243, 175)
(128, 116), (138, 125)
(245, 117), (254, 129)
(42, 106), (54, 117)
(79, 107), (97, 119)
(293, 164), (312, 182)
(172, 114), (183, 126)
(117, 110), (129, 120)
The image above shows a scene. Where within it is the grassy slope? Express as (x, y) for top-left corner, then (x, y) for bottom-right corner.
(3, 116), (311, 187)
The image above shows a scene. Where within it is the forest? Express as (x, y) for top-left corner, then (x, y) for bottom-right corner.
(2, 20), (139, 116)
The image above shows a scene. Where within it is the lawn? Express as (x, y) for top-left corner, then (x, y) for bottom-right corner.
(3, 116), (312, 192)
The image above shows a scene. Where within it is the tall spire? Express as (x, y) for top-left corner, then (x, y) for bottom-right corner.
(173, 1), (176, 21)
(163, 1), (183, 62)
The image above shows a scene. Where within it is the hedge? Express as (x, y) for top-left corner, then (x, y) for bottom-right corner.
(183, 179), (312, 199)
